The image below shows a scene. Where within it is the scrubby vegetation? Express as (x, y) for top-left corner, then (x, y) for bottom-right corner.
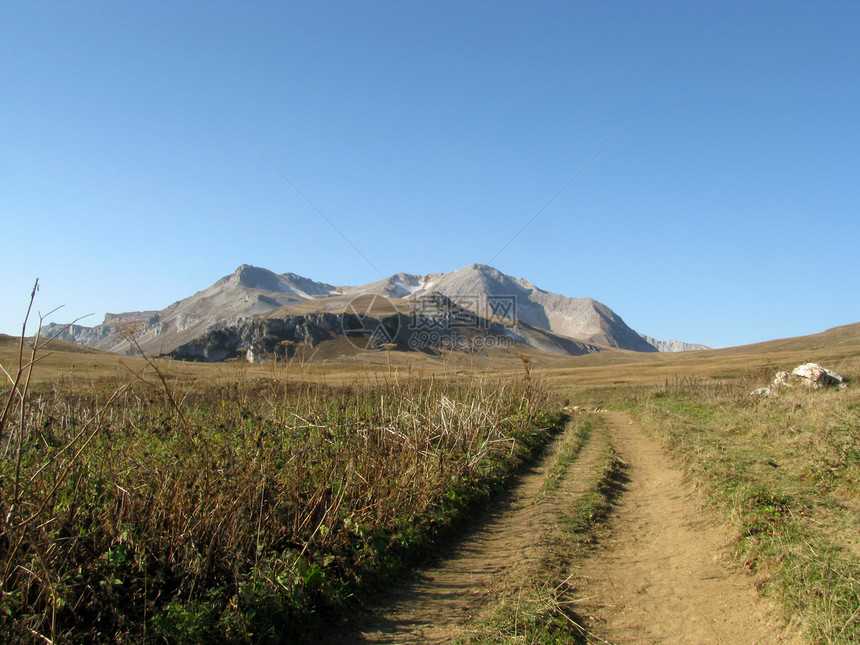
(0, 337), (564, 643)
(3, 288), (856, 644)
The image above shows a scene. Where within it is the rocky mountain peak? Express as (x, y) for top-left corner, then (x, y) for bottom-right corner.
(40, 263), (707, 356)
(233, 265), (283, 291)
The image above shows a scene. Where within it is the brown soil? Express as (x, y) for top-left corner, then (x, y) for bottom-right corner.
(325, 412), (798, 644)
(572, 412), (797, 644)
(323, 419), (604, 643)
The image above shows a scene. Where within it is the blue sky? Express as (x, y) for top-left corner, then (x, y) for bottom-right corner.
(2, 1), (857, 348)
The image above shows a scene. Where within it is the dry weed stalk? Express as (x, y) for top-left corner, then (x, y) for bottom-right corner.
(1, 292), (562, 642)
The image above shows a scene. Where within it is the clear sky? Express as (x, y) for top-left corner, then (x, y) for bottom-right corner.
(2, 1), (857, 349)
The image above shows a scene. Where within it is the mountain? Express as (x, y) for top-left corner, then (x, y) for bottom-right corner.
(164, 294), (604, 362)
(637, 333), (710, 353)
(41, 263), (705, 358)
(41, 265), (338, 354)
(340, 264), (658, 352)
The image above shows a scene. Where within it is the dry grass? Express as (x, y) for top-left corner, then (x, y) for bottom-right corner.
(597, 360), (860, 644)
(1, 326), (565, 643)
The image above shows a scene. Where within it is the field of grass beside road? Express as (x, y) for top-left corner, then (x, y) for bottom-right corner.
(4, 320), (859, 644)
(590, 362), (860, 643)
(0, 354), (564, 644)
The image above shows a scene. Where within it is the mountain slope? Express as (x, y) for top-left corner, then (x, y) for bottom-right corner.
(161, 293), (606, 363)
(637, 333), (710, 353)
(41, 265), (337, 354)
(41, 263), (699, 356)
(342, 264), (657, 352)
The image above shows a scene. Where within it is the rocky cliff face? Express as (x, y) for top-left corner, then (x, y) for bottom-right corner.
(342, 264), (657, 352)
(41, 263), (704, 356)
(637, 334), (710, 353)
(168, 313), (351, 362)
(164, 301), (603, 363)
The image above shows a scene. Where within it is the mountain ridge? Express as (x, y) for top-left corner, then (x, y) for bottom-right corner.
(41, 263), (708, 357)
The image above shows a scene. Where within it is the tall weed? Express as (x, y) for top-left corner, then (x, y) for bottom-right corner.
(1, 357), (562, 643)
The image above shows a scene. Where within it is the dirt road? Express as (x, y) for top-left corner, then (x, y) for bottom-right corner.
(324, 419), (604, 643)
(571, 411), (794, 644)
(328, 412), (796, 643)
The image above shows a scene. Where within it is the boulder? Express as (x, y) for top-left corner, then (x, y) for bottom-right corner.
(751, 387), (775, 396)
(772, 371), (794, 388)
(791, 363), (845, 389)
(754, 364), (848, 396)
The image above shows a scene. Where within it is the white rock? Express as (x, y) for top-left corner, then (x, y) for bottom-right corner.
(751, 387), (774, 396)
(772, 371), (794, 388)
(791, 363), (845, 389)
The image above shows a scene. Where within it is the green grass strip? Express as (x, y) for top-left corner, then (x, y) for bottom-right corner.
(460, 414), (622, 645)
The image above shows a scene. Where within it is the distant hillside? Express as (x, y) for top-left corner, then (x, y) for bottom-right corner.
(637, 333), (710, 353)
(41, 263), (705, 358)
(714, 322), (860, 354)
(0, 333), (102, 355)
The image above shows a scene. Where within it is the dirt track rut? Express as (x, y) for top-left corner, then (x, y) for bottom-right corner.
(325, 419), (604, 643)
(328, 412), (796, 643)
(572, 412), (794, 644)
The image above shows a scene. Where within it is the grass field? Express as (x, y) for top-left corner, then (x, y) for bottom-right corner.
(2, 324), (858, 643)
(570, 355), (860, 644)
(1, 335), (566, 643)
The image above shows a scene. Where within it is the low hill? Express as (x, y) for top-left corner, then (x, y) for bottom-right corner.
(538, 322), (860, 387)
(715, 322), (860, 354)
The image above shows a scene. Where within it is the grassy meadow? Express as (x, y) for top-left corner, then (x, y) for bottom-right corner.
(573, 355), (860, 644)
(1, 333), (565, 643)
(2, 322), (859, 643)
